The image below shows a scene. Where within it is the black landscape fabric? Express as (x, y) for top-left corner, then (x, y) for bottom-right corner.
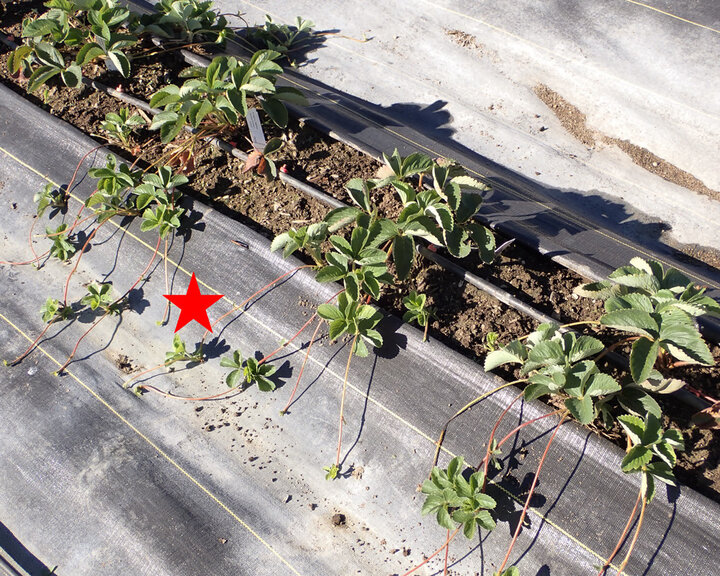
(0, 79), (719, 575)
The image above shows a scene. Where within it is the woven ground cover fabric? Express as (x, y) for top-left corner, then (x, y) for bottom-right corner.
(0, 84), (718, 575)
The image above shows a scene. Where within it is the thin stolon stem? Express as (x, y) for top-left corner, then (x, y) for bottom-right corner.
(476, 408), (564, 472)
(200, 264), (314, 345)
(138, 383), (243, 402)
(140, 290), (342, 402)
(335, 333), (358, 468)
(258, 288), (344, 367)
(0, 249), (52, 267)
(7, 318), (59, 365)
(122, 361), (171, 389)
(281, 318), (323, 414)
(615, 494), (648, 576)
(443, 528), (450, 575)
(401, 526), (461, 576)
(62, 220), (107, 305)
(431, 380), (521, 470)
(482, 391), (526, 487)
(495, 412), (569, 574)
(57, 235), (161, 373)
(597, 487), (642, 576)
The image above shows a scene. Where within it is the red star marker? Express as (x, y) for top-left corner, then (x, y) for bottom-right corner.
(163, 273), (223, 333)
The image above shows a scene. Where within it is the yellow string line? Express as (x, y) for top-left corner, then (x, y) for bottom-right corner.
(0, 310), (303, 576)
(0, 307), (627, 574)
(0, 146), (631, 573)
(622, 0), (720, 34)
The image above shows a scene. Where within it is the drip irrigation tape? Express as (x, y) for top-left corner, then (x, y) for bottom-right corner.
(0, 555), (27, 576)
(0, 31), (711, 412)
(163, 33), (720, 345)
(417, 244), (559, 325)
(12, 45), (709, 411)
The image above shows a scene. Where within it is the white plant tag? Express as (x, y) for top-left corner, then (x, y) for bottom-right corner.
(246, 108), (267, 150)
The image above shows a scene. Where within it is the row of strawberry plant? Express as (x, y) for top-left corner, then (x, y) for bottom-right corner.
(4, 3), (720, 574)
(417, 257), (719, 575)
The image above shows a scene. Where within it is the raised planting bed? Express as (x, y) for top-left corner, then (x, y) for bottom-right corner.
(1, 2), (719, 575)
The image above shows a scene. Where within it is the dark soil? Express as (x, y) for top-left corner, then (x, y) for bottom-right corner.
(1, 4), (719, 502)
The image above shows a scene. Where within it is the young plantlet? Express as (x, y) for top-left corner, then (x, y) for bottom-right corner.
(3, 298), (74, 367)
(100, 107), (146, 146)
(606, 412), (685, 575)
(483, 331), (499, 352)
(422, 456), (497, 539)
(323, 464), (339, 481)
(271, 221), (329, 265)
(81, 282), (120, 314)
(34, 183), (67, 217)
(487, 438), (502, 471)
(248, 15), (315, 66)
(40, 297), (73, 323)
(402, 290), (435, 341)
(405, 456), (498, 575)
(317, 295), (384, 478)
(46, 223), (76, 261)
(126, 334), (203, 392)
(220, 349), (278, 391)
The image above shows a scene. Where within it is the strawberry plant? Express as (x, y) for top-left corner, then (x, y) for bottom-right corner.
(317, 292), (384, 358)
(246, 15), (315, 66)
(40, 298), (74, 324)
(46, 223), (76, 261)
(416, 257), (717, 575)
(421, 456), (496, 538)
(100, 107), (146, 146)
(270, 222), (329, 265)
(149, 51), (305, 143)
(137, 0), (231, 44)
(407, 456), (519, 576)
(9, 0), (139, 91)
(34, 183), (67, 217)
(268, 150), (497, 478)
(4, 148), (193, 374)
(577, 257), (719, 386)
(81, 282), (119, 313)
(220, 349), (279, 391)
(402, 290), (435, 341)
